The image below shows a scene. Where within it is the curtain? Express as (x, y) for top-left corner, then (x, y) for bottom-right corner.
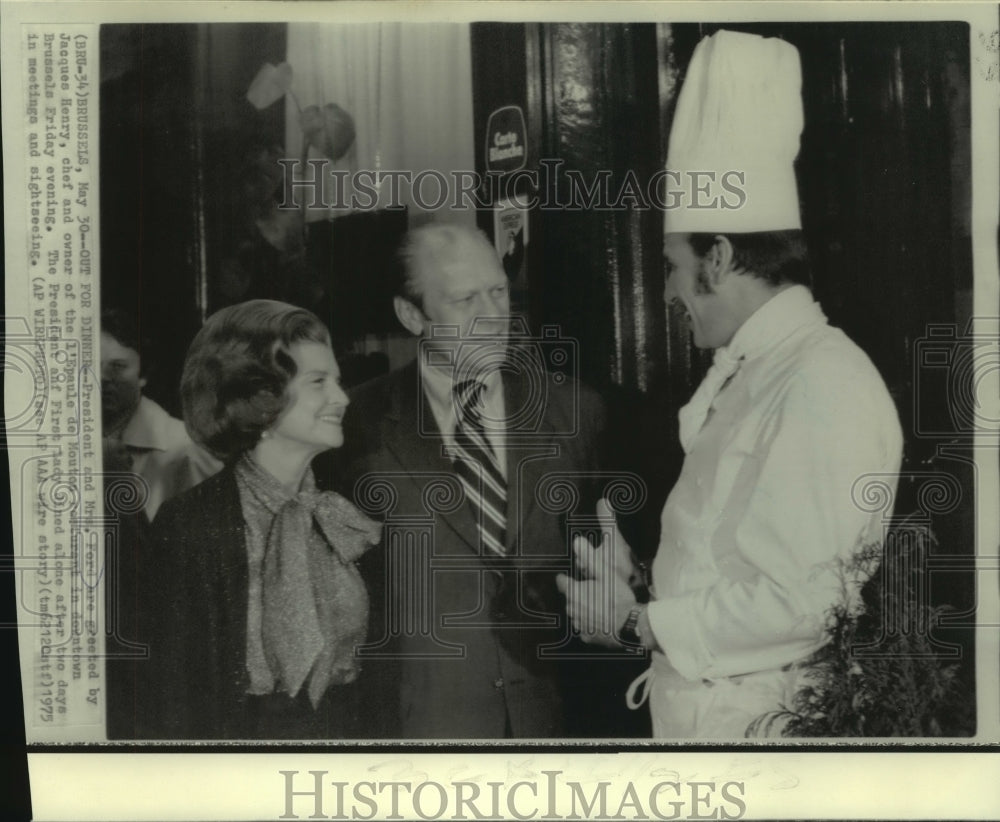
(285, 23), (476, 228)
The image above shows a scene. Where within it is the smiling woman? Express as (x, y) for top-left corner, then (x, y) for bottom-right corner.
(136, 300), (383, 740)
(256, 341), (349, 481)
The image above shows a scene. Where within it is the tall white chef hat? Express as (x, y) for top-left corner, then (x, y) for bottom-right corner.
(663, 30), (803, 234)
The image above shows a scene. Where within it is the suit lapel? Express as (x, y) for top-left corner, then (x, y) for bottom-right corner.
(376, 362), (564, 557)
(380, 362), (480, 553)
(501, 367), (558, 555)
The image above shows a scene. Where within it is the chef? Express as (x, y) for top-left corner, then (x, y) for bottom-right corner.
(558, 29), (903, 738)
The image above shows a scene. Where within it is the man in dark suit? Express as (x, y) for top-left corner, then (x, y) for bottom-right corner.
(334, 223), (610, 739)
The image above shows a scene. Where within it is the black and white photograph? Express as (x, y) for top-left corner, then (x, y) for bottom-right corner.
(2, 1), (998, 820)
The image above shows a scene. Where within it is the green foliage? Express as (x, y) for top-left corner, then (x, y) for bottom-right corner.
(750, 527), (974, 737)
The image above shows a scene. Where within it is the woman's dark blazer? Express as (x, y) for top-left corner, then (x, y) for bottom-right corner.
(138, 467), (384, 740)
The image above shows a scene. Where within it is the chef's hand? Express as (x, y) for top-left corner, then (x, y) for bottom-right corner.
(594, 496), (647, 590)
(555, 498), (637, 647)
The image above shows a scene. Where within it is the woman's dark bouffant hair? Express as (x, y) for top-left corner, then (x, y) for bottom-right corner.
(181, 300), (331, 462)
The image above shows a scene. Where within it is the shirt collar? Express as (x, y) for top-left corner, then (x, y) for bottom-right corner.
(723, 284), (826, 362)
(420, 360), (503, 433)
(121, 396), (185, 452)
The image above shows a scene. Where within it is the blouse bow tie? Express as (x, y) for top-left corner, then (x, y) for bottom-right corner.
(262, 489), (382, 706)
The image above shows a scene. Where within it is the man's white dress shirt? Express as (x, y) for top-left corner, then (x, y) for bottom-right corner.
(421, 363), (507, 479)
(121, 397), (222, 519)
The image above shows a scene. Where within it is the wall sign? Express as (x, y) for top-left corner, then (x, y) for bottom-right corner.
(485, 105), (527, 173)
(494, 197), (528, 289)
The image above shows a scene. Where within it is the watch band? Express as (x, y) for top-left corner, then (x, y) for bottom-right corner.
(619, 604), (644, 646)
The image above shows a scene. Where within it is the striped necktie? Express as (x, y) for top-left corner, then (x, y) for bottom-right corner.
(451, 379), (507, 559)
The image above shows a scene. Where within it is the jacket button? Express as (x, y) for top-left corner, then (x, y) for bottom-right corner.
(493, 677), (504, 690)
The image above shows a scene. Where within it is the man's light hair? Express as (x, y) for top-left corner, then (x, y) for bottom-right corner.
(396, 223), (500, 308)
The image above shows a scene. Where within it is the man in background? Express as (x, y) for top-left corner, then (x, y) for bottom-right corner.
(103, 308), (222, 737)
(101, 308), (220, 519)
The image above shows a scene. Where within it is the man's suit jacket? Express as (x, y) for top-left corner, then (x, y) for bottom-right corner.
(334, 358), (606, 738)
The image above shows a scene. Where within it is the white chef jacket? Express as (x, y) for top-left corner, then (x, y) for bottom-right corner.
(639, 285), (903, 738)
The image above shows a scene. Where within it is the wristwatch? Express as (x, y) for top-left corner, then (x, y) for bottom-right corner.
(619, 604), (644, 646)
